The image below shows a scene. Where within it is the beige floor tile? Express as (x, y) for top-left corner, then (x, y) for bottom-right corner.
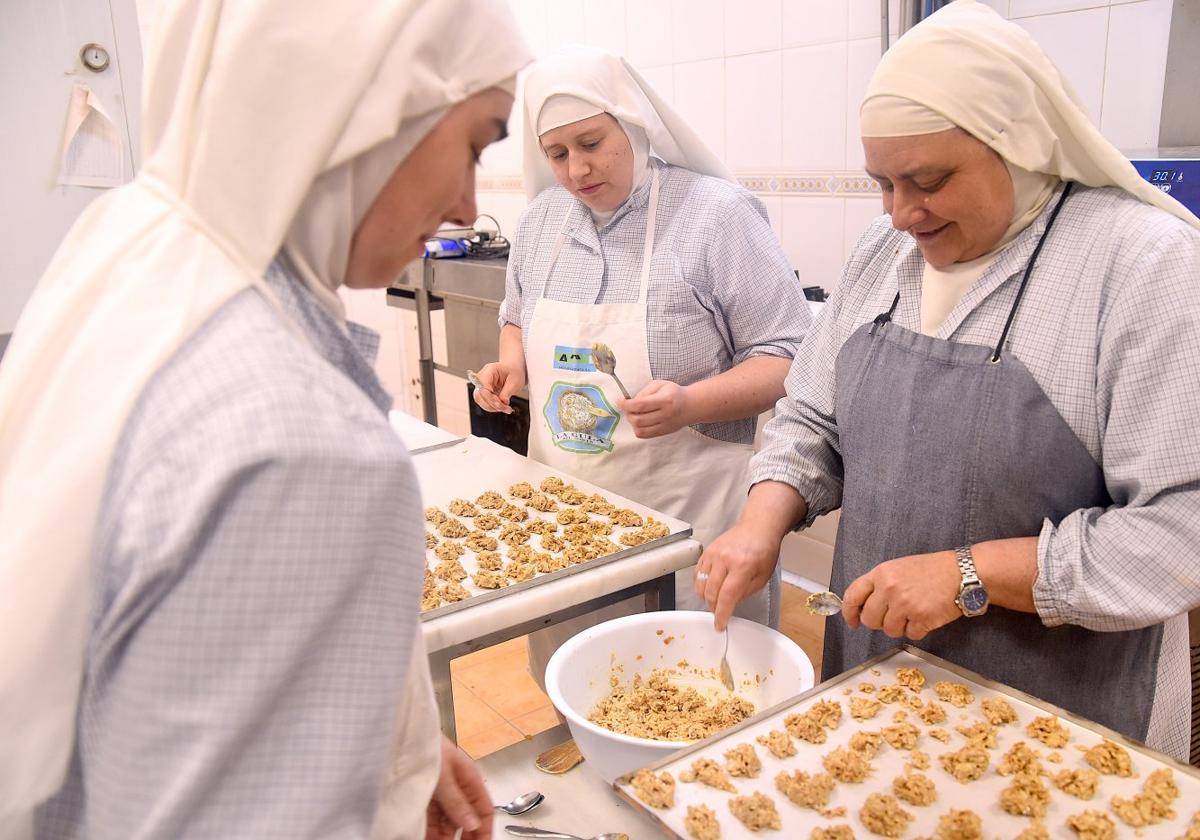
(458, 719), (525, 760)
(456, 657), (552, 720)
(450, 634), (528, 677)
(510, 704), (562, 737)
(452, 679), (508, 737)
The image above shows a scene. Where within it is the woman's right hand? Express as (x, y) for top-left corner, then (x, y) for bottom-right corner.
(471, 361), (524, 414)
(696, 523), (784, 631)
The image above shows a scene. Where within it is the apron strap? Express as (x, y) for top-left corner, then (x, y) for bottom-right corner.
(636, 168), (660, 305)
(539, 216), (573, 301)
(990, 182), (1074, 363)
(539, 168), (661, 304)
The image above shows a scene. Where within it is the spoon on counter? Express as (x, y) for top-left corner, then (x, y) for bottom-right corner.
(505, 828), (627, 840)
(495, 790), (545, 816)
(805, 590), (844, 616)
(590, 343), (631, 400)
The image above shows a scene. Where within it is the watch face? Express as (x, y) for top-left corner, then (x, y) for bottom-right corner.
(960, 585), (989, 614)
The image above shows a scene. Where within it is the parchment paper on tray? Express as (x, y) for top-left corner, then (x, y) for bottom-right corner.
(614, 646), (1200, 840)
(413, 436), (692, 620)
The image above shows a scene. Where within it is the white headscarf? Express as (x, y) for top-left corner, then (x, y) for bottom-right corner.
(521, 45), (733, 201)
(0, 0), (530, 830)
(860, 0), (1200, 232)
(532, 92), (652, 225)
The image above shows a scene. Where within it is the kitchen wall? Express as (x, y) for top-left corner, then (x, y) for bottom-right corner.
(474, 0), (1174, 296)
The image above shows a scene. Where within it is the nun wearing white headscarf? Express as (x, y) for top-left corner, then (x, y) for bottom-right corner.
(0, 1), (529, 837)
(473, 47), (811, 682)
(701, 0), (1200, 759)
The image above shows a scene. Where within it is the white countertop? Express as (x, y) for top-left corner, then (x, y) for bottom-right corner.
(479, 724), (660, 839)
(387, 409), (461, 453)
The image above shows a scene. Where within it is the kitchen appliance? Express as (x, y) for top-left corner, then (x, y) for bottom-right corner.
(1128, 147), (1200, 218)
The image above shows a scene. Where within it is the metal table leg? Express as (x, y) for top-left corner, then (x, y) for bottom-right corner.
(428, 645), (457, 742)
(415, 285), (438, 426)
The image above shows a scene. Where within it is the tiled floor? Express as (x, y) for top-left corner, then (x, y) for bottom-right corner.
(451, 584), (827, 759)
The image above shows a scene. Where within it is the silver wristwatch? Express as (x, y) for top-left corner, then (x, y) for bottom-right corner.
(953, 544), (989, 617)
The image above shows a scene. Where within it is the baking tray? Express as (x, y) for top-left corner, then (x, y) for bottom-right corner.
(413, 435), (693, 621)
(614, 646), (1200, 838)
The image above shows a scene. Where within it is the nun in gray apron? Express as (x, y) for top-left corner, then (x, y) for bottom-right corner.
(826, 183), (1161, 739)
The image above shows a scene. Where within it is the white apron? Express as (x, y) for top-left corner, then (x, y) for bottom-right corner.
(370, 633), (441, 840)
(525, 170), (777, 685)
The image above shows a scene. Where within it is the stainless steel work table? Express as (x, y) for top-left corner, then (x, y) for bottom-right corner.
(386, 256), (509, 426)
(421, 538), (696, 743)
(409, 433), (700, 744)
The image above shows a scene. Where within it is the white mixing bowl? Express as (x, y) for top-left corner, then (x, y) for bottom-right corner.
(544, 610), (815, 783)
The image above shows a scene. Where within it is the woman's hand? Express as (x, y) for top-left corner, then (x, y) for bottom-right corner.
(696, 523), (784, 630)
(841, 550), (963, 640)
(618, 380), (692, 438)
(425, 736), (493, 840)
(472, 361), (525, 415)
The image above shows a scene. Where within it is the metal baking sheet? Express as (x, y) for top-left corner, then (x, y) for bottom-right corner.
(413, 436), (693, 621)
(614, 646), (1200, 839)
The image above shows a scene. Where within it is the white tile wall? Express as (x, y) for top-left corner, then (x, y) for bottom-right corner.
(723, 0), (782, 56)
(1009, 0), (1105, 18)
(508, 0), (550, 56)
(782, 43), (848, 171)
(626, 0), (673, 66)
(848, 0), (900, 40)
(1016, 8), (1110, 122)
(671, 0), (724, 63)
(475, 191), (530, 244)
(672, 58), (727, 160)
(845, 36), (883, 172)
(583, 0), (628, 54)
(725, 51), (783, 170)
(781, 196), (846, 290)
(322, 0), (1184, 568)
(545, 0), (585, 51)
(782, 0), (848, 47)
(1100, 0), (1173, 150)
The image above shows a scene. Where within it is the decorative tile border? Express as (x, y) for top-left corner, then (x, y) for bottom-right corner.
(477, 171), (881, 197)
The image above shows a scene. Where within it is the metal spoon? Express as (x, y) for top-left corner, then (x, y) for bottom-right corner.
(504, 827), (627, 840)
(466, 369), (495, 397)
(805, 590), (843, 616)
(495, 791), (545, 816)
(718, 628), (735, 692)
(590, 343), (631, 399)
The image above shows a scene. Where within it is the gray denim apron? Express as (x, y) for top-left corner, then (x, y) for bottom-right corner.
(825, 184), (1162, 741)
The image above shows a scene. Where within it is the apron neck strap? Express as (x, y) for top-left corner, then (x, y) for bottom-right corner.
(868, 182), (1074, 352)
(540, 168), (661, 305)
(990, 181), (1073, 363)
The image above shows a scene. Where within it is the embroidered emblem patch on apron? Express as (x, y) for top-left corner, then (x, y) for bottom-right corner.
(542, 381), (619, 454)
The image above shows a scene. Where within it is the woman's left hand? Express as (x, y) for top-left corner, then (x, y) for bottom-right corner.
(425, 735), (493, 839)
(841, 550), (964, 640)
(618, 380), (692, 438)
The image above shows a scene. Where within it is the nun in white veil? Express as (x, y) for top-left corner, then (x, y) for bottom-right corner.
(475, 48), (812, 687)
(702, 0), (1200, 761)
(0, 1), (530, 837)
